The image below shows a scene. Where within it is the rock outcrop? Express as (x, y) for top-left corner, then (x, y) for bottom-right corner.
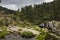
(45, 20), (60, 40)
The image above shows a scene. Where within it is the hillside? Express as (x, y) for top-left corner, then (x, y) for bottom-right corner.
(0, 0), (60, 40)
(0, 6), (48, 40)
(21, 0), (60, 25)
(0, 6), (16, 14)
(20, 0), (60, 40)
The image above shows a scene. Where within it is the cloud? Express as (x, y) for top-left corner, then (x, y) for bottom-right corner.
(1, 0), (45, 4)
(45, 0), (53, 2)
(0, 4), (18, 10)
(0, 0), (46, 10)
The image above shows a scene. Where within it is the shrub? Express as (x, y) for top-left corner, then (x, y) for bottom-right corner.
(20, 31), (35, 38)
(0, 27), (10, 39)
(36, 30), (47, 40)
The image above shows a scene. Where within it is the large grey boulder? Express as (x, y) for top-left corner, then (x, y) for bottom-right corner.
(45, 20), (60, 40)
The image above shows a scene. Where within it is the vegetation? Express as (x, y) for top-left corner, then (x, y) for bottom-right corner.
(0, 0), (60, 40)
(36, 32), (47, 40)
(0, 27), (10, 39)
(20, 0), (60, 25)
(20, 31), (35, 38)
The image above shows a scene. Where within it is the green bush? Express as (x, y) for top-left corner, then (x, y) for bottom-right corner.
(20, 31), (35, 38)
(36, 30), (47, 40)
(0, 27), (10, 39)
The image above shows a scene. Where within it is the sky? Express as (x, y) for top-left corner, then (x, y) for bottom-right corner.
(0, 0), (53, 10)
